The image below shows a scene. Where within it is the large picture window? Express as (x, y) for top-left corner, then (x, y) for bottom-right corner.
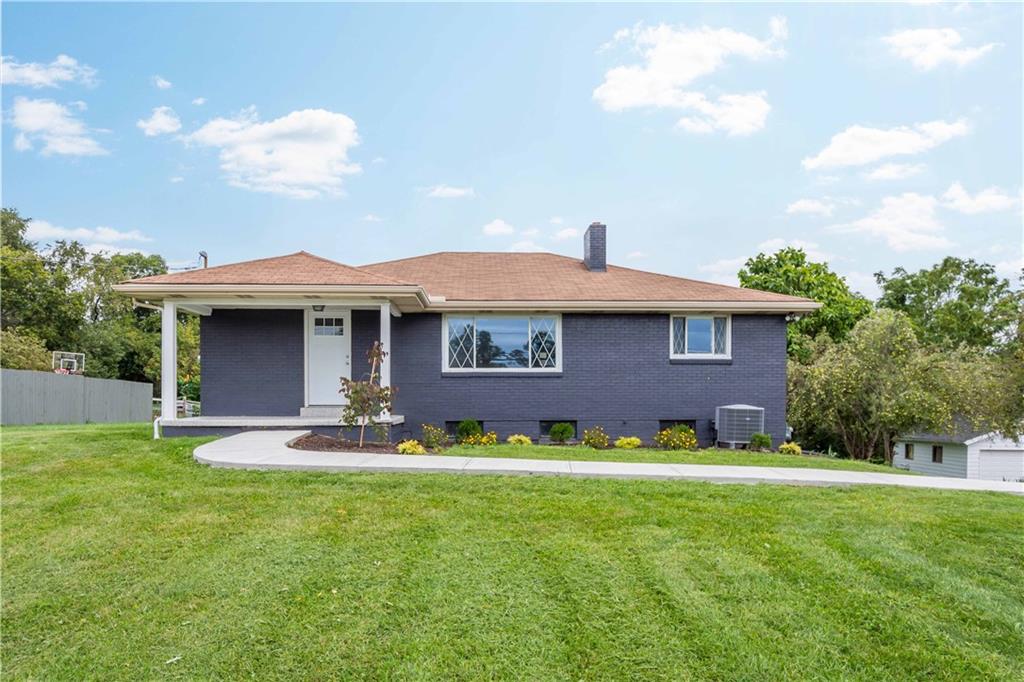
(670, 315), (730, 358)
(445, 315), (560, 371)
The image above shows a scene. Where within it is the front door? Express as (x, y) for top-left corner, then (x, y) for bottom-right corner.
(307, 308), (351, 405)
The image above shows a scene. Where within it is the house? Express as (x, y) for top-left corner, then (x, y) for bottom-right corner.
(113, 223), (819, 444)
(893, 428), (1024, 482)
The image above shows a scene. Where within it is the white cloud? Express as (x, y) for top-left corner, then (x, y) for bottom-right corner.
(865, 162), (926, 180)
(940, 182), (1017, 214)
(803, 119), (968, 169)
(552, 227), (580, 241)
(152, 75), (172, 89)
(697, 256), (746, 285)
(192, 97), (206, 106)
(520, 227), (540, 237)
(136, 106), (181, 136)
(425, 184), (474, 199)
(362, 213), (383, 222)
(169, 176), (184, 183)
(883, 28), (996, 70)
(549, 216), (564, 225)
(674, 92), (772, 136)
(842, 271), (882, 300)
(594, 18), (785, 135)
(785, 198), (836, 217)
(994, 257), (1023, 282)
(184, 107), (361, 199)
(1, 54), (97, 88)
(756, 238), (833, 262)
(9, 96), (107, 156)
(509, 240), (548, 252)
(25, 219), (151, 251)
(828, 193), (953, 251)
(371, 156), (386, 164)
(482, 219), (515, 236)
(626, 250), (648, 260)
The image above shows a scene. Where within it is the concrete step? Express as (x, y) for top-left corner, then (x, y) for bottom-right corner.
(300, 406), (343, 418)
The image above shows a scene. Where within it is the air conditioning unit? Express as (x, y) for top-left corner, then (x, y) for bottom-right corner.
(715, 404), (765, 448)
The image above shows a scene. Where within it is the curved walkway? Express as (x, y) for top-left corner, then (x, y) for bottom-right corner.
(194, 430), (1024, 495)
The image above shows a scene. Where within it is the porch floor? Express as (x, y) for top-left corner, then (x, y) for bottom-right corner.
(162, 415), (405, 428)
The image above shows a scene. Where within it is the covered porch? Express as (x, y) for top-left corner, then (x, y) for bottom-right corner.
(150, 295), (414, 437)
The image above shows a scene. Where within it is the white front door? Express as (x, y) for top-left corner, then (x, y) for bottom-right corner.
(307, 308), (352, 405)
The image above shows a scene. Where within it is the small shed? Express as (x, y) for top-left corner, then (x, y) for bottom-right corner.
(893, 427), (1024, 482)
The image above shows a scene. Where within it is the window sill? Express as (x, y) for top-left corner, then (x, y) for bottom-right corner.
(669, 357), (733, 365)
(442, 370), (563, 377)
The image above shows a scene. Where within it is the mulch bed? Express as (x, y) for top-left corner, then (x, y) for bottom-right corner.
(289, 433), (400, 454)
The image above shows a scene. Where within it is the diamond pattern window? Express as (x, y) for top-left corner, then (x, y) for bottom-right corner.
(671, 315), (730, 358)
(445, 315), (560, 371)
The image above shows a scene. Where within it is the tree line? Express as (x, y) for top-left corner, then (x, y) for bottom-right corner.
(740, 248), (1024, 461)
(1, 208), (199, 399)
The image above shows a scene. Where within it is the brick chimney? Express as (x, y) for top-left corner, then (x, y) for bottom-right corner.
(583, 222), (607, 272)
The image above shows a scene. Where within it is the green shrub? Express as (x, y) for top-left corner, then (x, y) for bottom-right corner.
(456, 419), (482, 442)
(506, 433), (532, 445)
(614, 436), (642, 449)
(420, 423), (448, 450)
(548, 422), (575, 444)
(581, 426), (609, 449)
(397, 439), (427, 455)
(779, 442), (802, 456)
(749, 433), (772, 450)
(0, 328), (51, 371)
(654, 424), (697, 450)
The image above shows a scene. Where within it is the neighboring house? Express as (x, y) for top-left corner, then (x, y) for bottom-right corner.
(893, 428), (1024, 482)
(113, 223), (819, 443)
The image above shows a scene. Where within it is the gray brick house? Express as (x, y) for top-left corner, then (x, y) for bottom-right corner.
(115, 223), (819, 444)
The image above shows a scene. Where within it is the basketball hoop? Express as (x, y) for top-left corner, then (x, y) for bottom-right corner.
(52, 351), (86, 375)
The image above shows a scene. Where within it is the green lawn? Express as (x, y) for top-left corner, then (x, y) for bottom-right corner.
(447, 442), (914, 473)
(3, 424), (1022, 680)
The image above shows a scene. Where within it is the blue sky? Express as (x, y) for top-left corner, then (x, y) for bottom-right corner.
(3, 2), (1021, 297)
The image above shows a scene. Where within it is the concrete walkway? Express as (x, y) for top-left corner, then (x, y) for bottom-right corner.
(194, 430), (1024, 495)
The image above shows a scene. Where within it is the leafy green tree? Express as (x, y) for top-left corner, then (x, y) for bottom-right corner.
(739, 248), (872, 360)
(2, 208), (35, 251)
(789, 309), (1022, 462)
(876, 257), (1022, 351)
(0, 328), (52, 370)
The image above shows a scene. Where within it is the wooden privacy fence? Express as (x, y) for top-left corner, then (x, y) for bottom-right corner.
(1, 369), (152, 425)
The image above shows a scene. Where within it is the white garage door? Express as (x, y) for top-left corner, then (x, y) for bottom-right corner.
(978, 450), (1024, 482)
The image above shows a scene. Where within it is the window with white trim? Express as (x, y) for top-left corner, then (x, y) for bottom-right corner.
(670, 315), (730, 358)
(445, 315), (560, 371)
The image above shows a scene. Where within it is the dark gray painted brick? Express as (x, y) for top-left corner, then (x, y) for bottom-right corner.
(197, 310), (788, 446)
(390, 313), (787, 446)
(199, 309), (304, 416)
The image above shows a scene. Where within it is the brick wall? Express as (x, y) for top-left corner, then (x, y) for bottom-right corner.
(199, 309), (304, 415)
(390, 313), (788, 446)
(199, 310), (789, 446)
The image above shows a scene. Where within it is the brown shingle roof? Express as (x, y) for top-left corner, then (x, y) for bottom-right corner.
(125, 251), (411, 286)
(361, 252), (812, 303)
(123, 249), (816, 306)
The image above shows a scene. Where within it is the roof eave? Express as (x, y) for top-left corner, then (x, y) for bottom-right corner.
(113, 283), (432, 308)
(425, 299), (822, 313)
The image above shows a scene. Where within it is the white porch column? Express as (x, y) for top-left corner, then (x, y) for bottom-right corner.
(161, 301), (177, 420)
(379, 302), (392, 391)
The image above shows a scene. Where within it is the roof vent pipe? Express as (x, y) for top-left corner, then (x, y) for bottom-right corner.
(583, 222), (606, 272)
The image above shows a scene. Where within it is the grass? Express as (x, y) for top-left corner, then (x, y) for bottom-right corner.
(3, 423), (1022, 680)
(447, 442), (914, 474)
